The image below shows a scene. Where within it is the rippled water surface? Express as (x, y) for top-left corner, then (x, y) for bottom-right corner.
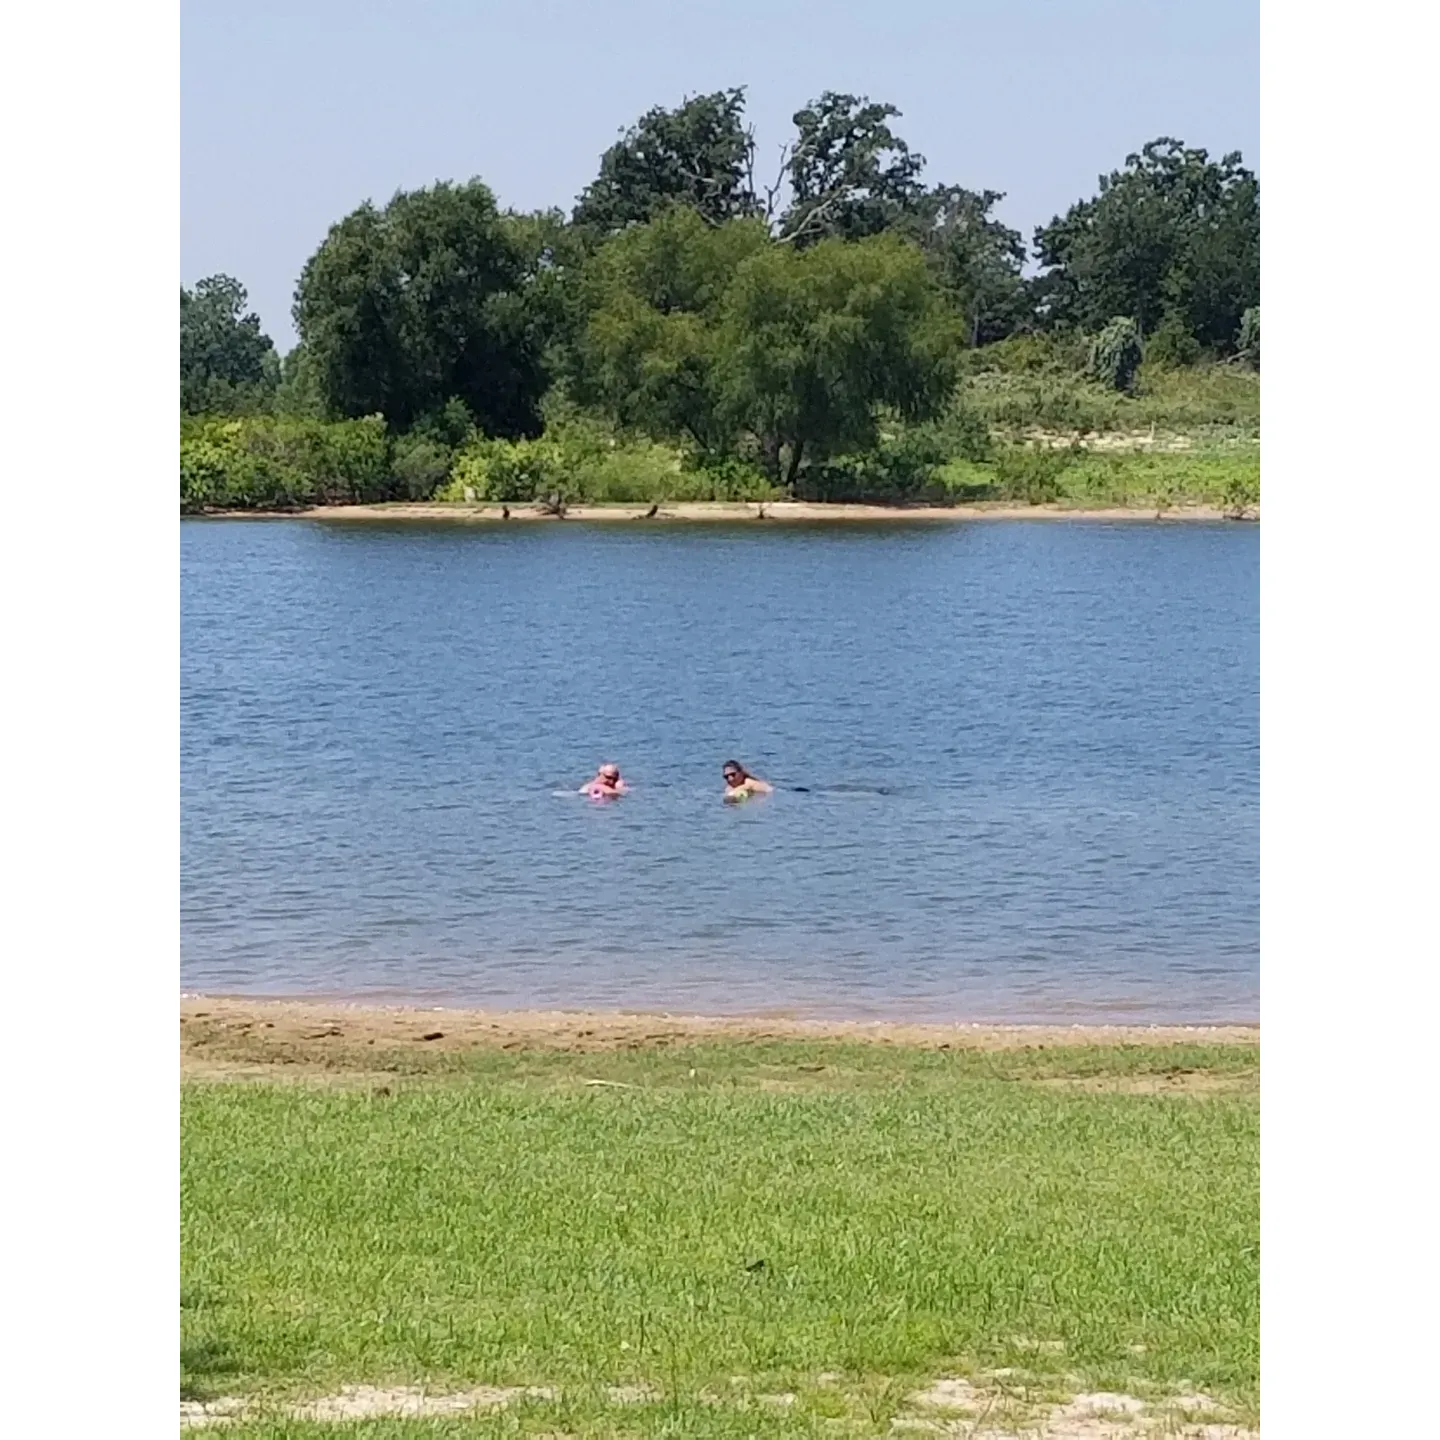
(181, 517), (1258, 1021)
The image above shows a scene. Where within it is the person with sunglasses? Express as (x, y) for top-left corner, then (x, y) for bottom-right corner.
(579, 762), (628, 799)
(722, 760), (773, 802)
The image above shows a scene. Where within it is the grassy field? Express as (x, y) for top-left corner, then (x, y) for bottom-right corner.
(181, 1033), (1258, 1436)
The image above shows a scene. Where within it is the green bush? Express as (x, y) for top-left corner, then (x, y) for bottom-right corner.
(390, 434), (455, 500)
(962, 331), (1090, 376)
(1221, 463), (1260, 514)
(991, 444), (1076, 503)
(1146, 312), (1203, 369)
(1059, 449), (1260, 508)
(678, 454), (778, 501)
(442, 419), (777, 504)
(1088, 316), (1144, 392)
(801, 424), (950, 503)
(179, 415), (391, 511)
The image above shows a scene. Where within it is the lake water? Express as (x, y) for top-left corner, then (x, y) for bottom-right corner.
(181, 517), (1258, 1022)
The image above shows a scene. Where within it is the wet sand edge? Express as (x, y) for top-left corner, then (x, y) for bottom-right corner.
(182, 994), (1258, 1074)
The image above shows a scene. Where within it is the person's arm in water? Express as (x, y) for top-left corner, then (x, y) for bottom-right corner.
(742, 776), (773, 795)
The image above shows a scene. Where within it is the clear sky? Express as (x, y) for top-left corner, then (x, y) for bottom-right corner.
(182, 0), (1258, 350)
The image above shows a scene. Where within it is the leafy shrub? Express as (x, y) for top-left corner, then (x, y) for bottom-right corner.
(180, 415), (391, 511)
(1059, 449), (1260, 508)
(446, 437), (559, 503)
(1221, 464), (1260, 514)
(800, 422), (952, 503)
(963, 331), (1090, 376)
(991, 444), (1076, 504)
(1145, 312), (1202, 369)
(678, 454), (778, 501)
(409, 398), (478, 450)
(390, 435), (455, 500)
(935, 457), (997, 500)
(929, 401), (993, 462)
(1088, 316), (1144, 392)
(442, 418), (777, 504)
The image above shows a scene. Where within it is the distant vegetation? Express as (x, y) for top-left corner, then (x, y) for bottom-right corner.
(181, 92), (1258, 513)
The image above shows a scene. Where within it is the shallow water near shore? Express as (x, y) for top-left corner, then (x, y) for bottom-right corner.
(182, 517), (1257, 1022)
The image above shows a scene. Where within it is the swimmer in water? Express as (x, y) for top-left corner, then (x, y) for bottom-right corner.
(579, 762), (628, 799)
(722, 759), (773, 801)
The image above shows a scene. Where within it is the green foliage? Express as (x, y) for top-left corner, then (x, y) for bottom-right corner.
(573, 89), (757, 236)
(572, 217), (962, 488)
(716, 233), (963, 486)
(180, 107), (1261, 512)
(442, 418), (777, 506)
(180, 415), (392, 511)
(570, 208), (770, 451)
(1087, 316), (1144, 392)
(271, 344), (325, 419)
(408, 396), (479, 450)
(905, 186), (1029, 345)
(805, 426), (948, 503)
(991, 444), (1076, 503)
(1220, 462), (1260, 515)
(780, 93), (926, 244)
(294, 181), (550, 435)
(1237, 306), (1260, 369)
(1034, 138), (1259, 352)
(389, 435), (456, 501)
(1145, 311), (1203, 369)
(962, 343), (1260, 442)
(181, 275), (279, 414)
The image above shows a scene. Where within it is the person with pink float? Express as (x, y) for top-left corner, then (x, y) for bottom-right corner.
(578, 762), (628, 800)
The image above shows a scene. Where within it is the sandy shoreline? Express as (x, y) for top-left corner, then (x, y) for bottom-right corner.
(194, 499), (1255, 525)
(182, 995), (1258, 1075)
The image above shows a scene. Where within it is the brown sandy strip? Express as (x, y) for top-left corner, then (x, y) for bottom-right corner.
(199, 500), (1253, 525)
(181, 995), (1256, 1078)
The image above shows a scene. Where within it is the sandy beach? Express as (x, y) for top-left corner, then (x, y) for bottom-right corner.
(182, 994), (1258, 1078)
(201, 499), (1255, 524)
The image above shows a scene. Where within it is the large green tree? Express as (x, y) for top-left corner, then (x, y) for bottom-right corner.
(778, 93), (926, 245)
(571, 213), (961, 482)
(1032, 138), (1259, 350)
(572, 89), (758, 236)
(569, 206), (768, 452)
(180, 275), (279, 414)
(716, 233), (963, 485)
(905, 186), (1029, 344)
(572, 88), (934, 251)
(293, 181), (551, 435)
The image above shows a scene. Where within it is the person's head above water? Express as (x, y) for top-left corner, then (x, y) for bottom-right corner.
(721, 761), (773, 796)
(580, 762), (627, 796)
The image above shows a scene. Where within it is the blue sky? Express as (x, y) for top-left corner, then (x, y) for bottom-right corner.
(182, 0), (1258, 349)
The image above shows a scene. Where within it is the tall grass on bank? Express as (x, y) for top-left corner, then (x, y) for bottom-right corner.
(182, 1040), (1258, 1426)
(961, 342), (1260, 443)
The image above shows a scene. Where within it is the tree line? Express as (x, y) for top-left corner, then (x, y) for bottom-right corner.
(181, 89), (1259, 509)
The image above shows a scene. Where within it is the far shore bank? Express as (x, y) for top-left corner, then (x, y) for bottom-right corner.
(182, 995), (1258, 1075)
(191, 498), (1257, 525)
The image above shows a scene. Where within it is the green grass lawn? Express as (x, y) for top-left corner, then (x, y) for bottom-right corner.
(182, 1041), (1257, 1435)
